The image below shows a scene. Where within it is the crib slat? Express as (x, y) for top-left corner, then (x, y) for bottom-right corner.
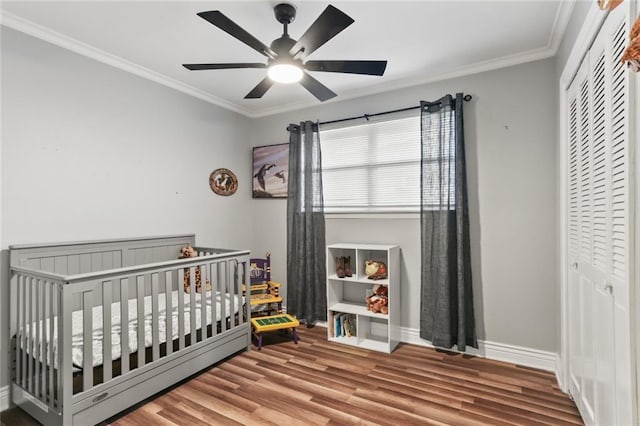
(59, 287), (73, 411)
(103, 281), (113, 382)
(57, 285), (63, 408)
(236, 262), (243, 326)
(16, 275), (22, 389)
(200, 265), (208, 340)
(210, 263), (217, 337)
(82, 290), (93, 392)
(48, 283), (56, 408)
(219, 263), (227, 333)
(189, 267), (196, 344)
(177, 269), (185, 350)
(38, 282), (45, 399)
(137, 276), (145, 367)
(165, 271), (173, 356)
(244, 262), (251, 331)
(228, 261), (236, 328)
(27, 277), (33, 394)
(120, 278), (129, 375)
(34, 280), (41, 398)
(23, 277), (28, 389)
(151, 274), (159, 361)
(41, 281), (48, 401)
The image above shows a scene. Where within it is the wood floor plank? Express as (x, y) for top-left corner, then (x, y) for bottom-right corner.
(155, 405), (212, 426)
(370, 375), (473, 408)
(194, 369), (241, 390)
(251, 405), (312, 426)
(4, 326), (583, 426)
(283, 375), (351, 398)
(189, 378), (262, 412)
(374, 361), (580, 416)
(471, 397), (582, 425)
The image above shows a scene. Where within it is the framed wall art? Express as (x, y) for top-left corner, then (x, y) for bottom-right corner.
(209, 168), (238, 196)
(252, 143), (289, 198)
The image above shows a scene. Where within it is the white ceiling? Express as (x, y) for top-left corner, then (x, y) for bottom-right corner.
(1, 1), (574, 117)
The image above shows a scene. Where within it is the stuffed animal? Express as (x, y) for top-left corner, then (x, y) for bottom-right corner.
(365, 284), (389, 314)
(179, 245), (211, 293)
(622, 15), (640, 72)
(365, 260), (388, 280)
(597, 0), (623, 11)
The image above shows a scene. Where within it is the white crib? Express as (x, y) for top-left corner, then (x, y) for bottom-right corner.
(8, 234), (251, 425)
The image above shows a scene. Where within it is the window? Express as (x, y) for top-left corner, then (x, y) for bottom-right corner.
(320, 113), (421, 213)
(421, 110), (456, 210)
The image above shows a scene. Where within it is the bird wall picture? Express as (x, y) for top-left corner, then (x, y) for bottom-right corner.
(252, 143), (289, 198)
(254, 163), (276, 191)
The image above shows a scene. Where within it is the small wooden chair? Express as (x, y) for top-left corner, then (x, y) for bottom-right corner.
(243, 254), (283, 317)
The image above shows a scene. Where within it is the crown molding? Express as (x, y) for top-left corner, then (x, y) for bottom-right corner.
(548, 0), (576, 54)
(0, 11), (254, 117)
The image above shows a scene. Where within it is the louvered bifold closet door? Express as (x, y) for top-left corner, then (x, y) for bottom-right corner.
(567, 54), (597, 425)
(566, 3), (634, 425)
(567, 65), (581, 402)
(605, 5), (634, 424)
(588, 25), (616, 426)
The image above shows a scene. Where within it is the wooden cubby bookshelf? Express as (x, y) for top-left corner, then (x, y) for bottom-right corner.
(326, 243), (400, 353)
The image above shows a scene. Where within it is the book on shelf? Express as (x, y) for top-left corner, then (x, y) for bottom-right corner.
(332, 313), (356, 338)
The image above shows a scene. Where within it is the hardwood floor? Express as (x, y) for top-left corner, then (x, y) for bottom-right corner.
(2, 326), (582, 425)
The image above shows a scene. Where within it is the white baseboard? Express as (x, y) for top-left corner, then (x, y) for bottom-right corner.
(301, 322), (557, 372)
(400, 327), (557, 372)
(0, 385), (9, 412)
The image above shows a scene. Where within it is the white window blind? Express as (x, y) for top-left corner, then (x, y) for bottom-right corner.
(320, 113), (421, 213)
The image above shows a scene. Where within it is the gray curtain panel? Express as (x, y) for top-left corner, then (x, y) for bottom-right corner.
(286, 121), (327, 325)
(419, 93), (477, 351)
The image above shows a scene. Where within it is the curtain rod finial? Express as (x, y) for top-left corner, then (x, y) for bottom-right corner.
(463, 94), (472, 102)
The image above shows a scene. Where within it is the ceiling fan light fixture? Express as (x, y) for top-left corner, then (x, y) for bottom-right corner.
(268, 63), (303, 83)
(185, 5), (384, 101)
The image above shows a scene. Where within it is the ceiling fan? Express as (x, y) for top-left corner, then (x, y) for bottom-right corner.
(182, 3), (387, 102)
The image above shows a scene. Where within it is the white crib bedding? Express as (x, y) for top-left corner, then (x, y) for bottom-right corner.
(19, 290), (244, 370)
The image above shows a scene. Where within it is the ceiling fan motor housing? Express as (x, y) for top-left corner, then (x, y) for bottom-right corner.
(274, 3), (296, 25)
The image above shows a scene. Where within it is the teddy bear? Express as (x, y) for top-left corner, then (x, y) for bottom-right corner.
(365, 260), (387, 280)
(365, 284), (389, 314)
(179, 245), (211, 293)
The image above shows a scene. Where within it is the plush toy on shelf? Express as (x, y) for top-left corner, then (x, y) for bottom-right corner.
(365, 284), (389, 314)
(179, 245), (212, 293)
(365, 260), (387, 280)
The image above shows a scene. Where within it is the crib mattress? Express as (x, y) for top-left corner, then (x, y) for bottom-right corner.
(19, 290), (244, 369)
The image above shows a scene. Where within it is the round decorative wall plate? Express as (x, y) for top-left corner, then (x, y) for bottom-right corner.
(209, 168), (238, 196)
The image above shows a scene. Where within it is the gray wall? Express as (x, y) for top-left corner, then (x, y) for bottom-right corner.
(0, 28), (254, 389)
(250, 58), (559, 352)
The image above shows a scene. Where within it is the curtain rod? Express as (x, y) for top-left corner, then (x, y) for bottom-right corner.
(316, 94), (472, 127)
